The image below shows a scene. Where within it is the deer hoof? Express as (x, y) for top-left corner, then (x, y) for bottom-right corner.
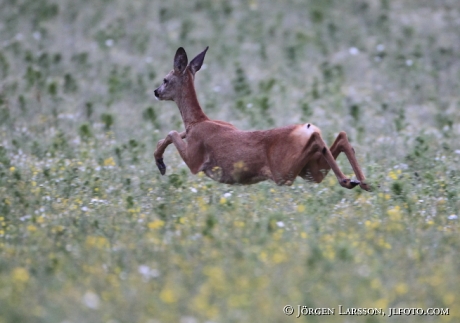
(359, 182), (372, 192)
(156, 158), (166, 175)
(350, 179), (360, 187)
(340, 178), (360, 189)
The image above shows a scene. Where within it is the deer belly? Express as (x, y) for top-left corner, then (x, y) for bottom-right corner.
(201, 157), (269, 185)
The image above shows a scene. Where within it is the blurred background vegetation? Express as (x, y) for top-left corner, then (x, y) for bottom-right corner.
(0, 0), (459, 322)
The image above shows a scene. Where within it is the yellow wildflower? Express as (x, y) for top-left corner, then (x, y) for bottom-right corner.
(443, 293), (455, 306)
(147, 219), (165, 229)
(27, 225), (37, 232)
(233, 220), (245, 228)
(160, 287), (177, 304)
(375, 298), (388, 309)
(103, 157), (116, 167)
(259, 252), (268, 262)
(51, 225), (65, 234)
(197, 197), (208, 212)
(387, 206), (401, 221)
(272, 252), (287, 264)
(371, 278), (382, 289)
(395, 283), (408, 295)
(12, 267), (30, 283)
(85, 236), (109, 249)
(388, 169), (401, 180)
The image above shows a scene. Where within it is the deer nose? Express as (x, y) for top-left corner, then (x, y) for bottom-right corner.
(154, 89), (159, 98)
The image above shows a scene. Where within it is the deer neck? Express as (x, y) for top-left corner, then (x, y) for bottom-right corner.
(175, 78), (208, 128)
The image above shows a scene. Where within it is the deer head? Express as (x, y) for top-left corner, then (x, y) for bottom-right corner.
(154, 46), (209, 101)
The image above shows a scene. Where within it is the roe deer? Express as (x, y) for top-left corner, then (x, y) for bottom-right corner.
(153, 47), (370, 191)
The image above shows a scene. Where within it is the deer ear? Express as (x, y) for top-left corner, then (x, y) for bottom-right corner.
(189, 46), (209, 75)
(174, 47), (188, 74)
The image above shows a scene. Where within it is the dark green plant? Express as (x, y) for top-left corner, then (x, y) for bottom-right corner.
(349, 104), (360, 123)
(48, 81), (58, 97)
(232, 64), (251, 97)
(79, 123), (92, 141)
(85, 102), (93, 119)
(101, 113), (114, 130)
(0, 52), (9, 79)
(143, 106), (158, 127)
(0, 146), (10, 167)
(64, 73), (78, 93)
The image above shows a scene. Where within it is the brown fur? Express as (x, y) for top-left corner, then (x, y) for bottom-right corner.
(154, 47), (370, 191)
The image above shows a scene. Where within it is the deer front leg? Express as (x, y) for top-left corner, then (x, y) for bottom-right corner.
(166, 130), (190, 165)
(154, 131), (186, 175)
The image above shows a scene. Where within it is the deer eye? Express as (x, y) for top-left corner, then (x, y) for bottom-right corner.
(163, 79), (168, 84)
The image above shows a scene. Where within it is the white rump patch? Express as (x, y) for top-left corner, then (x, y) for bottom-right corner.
(299, 123), (321, 137)
(290, 123), (321, 148)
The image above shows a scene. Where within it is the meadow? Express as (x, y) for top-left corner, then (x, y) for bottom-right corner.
(0, 0), (459, 322)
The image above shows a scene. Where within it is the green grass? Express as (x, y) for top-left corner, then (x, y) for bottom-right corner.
(0, 0), (459, 322)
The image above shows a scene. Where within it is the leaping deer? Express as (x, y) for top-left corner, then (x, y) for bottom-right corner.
(153, 47), (370, 191)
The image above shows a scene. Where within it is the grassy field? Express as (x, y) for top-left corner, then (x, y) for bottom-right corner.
(1, 0), (460, 322)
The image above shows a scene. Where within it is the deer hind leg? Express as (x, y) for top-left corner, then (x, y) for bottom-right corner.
(299, 151), (328, 183)
(300, 131), (370, 191)
(154, 131), (186, 175)
(330, 131), (370, 191)
(297, 132), (361, 190)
